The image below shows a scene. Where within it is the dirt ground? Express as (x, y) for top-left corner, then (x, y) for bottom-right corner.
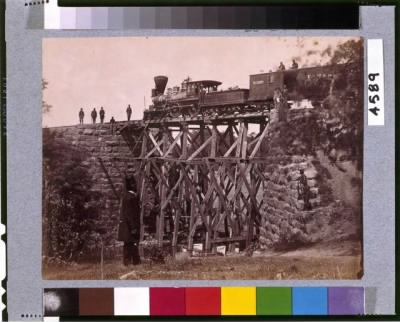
(43, 240), (362, 280)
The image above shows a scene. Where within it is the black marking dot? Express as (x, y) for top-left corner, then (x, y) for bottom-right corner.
(21, 314), (24, 318)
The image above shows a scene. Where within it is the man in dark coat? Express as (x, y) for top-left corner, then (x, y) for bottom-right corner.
(91, 108), (97, 124)
(118, 176), (141, 266)
(99, 107), (105, 124)
(78, 108), (84, 124)
(126, 104), (132, 121)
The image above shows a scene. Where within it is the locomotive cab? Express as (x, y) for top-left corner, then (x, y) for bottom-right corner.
(186, 80), (222, 97)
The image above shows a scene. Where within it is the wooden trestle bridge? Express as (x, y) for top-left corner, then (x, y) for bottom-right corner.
(119, 109), (273, 255)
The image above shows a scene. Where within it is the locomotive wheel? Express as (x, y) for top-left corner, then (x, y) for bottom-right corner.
(190, 105), (199, 115)
(169, 108), (180, 118)
(203, 108), (211, 117)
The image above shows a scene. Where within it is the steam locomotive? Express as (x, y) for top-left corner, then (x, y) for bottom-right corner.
(143, 63), (356, 121)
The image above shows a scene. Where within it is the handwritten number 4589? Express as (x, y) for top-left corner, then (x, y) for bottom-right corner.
(368, 73), (380, 116)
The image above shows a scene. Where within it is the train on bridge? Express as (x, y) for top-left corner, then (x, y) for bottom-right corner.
(143, 63), (357, 121)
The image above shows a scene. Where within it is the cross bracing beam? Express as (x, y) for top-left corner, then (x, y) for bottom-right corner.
(120, 115), (270, 255)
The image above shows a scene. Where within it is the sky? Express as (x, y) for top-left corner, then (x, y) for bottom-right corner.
(43, 36), (359, 127)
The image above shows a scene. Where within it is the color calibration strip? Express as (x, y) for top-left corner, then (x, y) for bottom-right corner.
(24, 0), (359, 30)
(43, 287), (365, 318)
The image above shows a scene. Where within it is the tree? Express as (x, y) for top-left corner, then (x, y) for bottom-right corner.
(43, 129), (102, 261)
(330, 39), (363, 65)
(318, 38), (363, 170)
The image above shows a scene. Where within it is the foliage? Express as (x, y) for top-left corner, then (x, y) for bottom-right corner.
(313, 39), (363, 169)
(43, 129), (102, 261)
(330, 39), (363, 65)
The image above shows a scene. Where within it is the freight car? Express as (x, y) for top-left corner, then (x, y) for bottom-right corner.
(248, 63), (355, 103)
(143, 63), (357, 121)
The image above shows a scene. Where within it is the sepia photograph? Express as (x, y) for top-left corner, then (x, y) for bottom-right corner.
(42, 36), (363, 280)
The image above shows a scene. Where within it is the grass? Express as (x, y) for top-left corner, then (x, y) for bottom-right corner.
(42, 253), (361, 280)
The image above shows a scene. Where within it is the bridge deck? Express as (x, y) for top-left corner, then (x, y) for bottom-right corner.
(119, 111), (270, 133)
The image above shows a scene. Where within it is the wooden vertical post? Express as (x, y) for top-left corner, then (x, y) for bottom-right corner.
(241, 122), (250, 248)
(188, 165), (198, 253)
(210, 123), (217, 158)
(233, 121), (244, 240)
(158, 127), (169, 248)
(139, 163), (150, 243)
(139, 129), (149, 244)
(247, 164), (255, 247)
(199, 123), (208, 254)
(172, 180), (182, 257)
(181, 123), (188, 159)
(199, 123), (205, 157)
(205, 209), (211, 253)
(204, 170), (211, 253)
(215, 165), (223, 242)
(241, 122), (248, 159)
(259, 121), (265, 154)
(235, 122), (243, 158)
(228, 123), (234, 147)
(199, 123), (206, 207)
(180, 123), (189, 253)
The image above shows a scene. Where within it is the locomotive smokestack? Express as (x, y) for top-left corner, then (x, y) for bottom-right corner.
(154, 76), (168, 95)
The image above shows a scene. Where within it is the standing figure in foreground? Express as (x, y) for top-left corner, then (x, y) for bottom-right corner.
(297, 169), (311, 210)
(118, 176), (141, 266)
(99, 106), (105, 124)
(126, 104), (132, 121)
(91, 108), (97, 124)
(78, 108), (84, 124)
